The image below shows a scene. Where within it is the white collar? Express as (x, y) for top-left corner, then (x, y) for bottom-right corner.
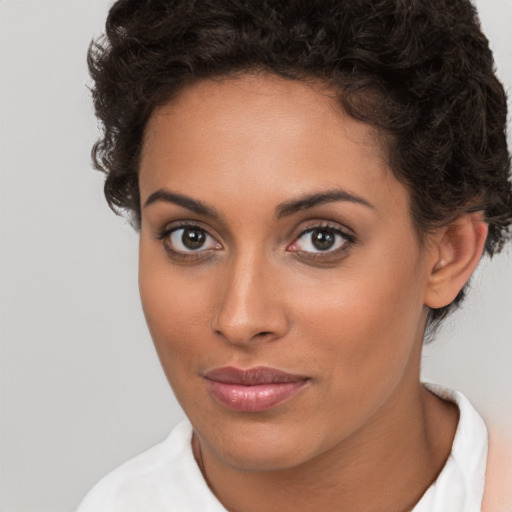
(412, 383), (488, 512)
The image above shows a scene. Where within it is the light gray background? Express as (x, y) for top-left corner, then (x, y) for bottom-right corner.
(1, 1), (511, 511)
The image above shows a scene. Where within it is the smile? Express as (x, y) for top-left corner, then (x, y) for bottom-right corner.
(204, 366), (309, 413)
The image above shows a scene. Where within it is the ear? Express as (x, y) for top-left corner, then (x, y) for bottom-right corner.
(424, 212), (488, 309)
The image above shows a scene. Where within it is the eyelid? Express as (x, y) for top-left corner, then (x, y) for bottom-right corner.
(286, 221), (355, 258)
(289, 220), (355, 244)
(156, 221), (222, 259)
(156, 219), (217, 240)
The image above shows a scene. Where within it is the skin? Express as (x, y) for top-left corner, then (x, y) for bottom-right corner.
(138, 74), (486, 512)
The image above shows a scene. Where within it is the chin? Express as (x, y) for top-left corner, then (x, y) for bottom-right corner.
(196, 416), (322, 473)
(214, 442), (311, 473)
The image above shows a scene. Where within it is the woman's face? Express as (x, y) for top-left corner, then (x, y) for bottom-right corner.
(138, 74), (436, 471)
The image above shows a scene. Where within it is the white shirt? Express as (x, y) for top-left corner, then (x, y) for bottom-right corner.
(76, 385), (488, 512)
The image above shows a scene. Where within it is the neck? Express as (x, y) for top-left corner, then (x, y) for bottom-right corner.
(193, 380), (458, 512)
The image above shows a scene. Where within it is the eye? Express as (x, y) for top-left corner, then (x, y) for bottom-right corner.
(158, 224), (221, 258)
(288, 225), (354, 255)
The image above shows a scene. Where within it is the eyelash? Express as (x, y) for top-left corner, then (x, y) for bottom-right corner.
(156, 221), (355, 262)
(287, 223), (355, 261)
(156, 222), (221, 261)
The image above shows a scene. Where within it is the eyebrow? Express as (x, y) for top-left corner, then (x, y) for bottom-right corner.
(144, 189), (219, 218)
(276, 189), (375, 218)
(143, 187), (374, 219)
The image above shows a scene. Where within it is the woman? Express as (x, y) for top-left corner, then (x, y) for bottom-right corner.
(78, 0), (512, 510)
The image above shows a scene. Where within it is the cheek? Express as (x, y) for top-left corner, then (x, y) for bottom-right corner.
(139, 269), (214, 414)
(296, 247), (427, 400)
(138, 246), (212, 375)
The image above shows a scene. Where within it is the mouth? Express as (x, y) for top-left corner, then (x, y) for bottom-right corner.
(204, 366), (309, 413)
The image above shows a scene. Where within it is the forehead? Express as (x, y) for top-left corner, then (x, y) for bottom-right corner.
(139, 74), (408, 219)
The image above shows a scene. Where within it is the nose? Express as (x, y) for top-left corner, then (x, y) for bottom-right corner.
(210, 252), (289, 345)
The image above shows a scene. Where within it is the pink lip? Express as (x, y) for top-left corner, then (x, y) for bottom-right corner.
(204, 366), (309, 412)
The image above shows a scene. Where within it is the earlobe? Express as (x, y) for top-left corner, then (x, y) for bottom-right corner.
(424, 213), (488, 309)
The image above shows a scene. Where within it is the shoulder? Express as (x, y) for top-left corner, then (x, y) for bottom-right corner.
(482, 420), (512, 512)
(421, 383), (512, 512)
(76, 421), (200, 512)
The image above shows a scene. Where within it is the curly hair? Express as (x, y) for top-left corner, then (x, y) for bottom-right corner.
(88, 0), (512, 326)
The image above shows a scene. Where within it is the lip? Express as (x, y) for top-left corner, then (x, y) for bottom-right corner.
(204, 366), (309, 412)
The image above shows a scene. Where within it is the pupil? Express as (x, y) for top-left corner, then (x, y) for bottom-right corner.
(312, 229), (335, 250)
(182, 228), (205, 249)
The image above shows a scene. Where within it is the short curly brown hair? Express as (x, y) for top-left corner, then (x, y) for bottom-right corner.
(88, 0), (512, 326)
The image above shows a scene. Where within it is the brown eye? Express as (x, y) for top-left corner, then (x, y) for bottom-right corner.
(288, 225), (353, 255)
(310, 229), (336, 251)
(163, 225), (221, 254)
(181, 227), (206, 249)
